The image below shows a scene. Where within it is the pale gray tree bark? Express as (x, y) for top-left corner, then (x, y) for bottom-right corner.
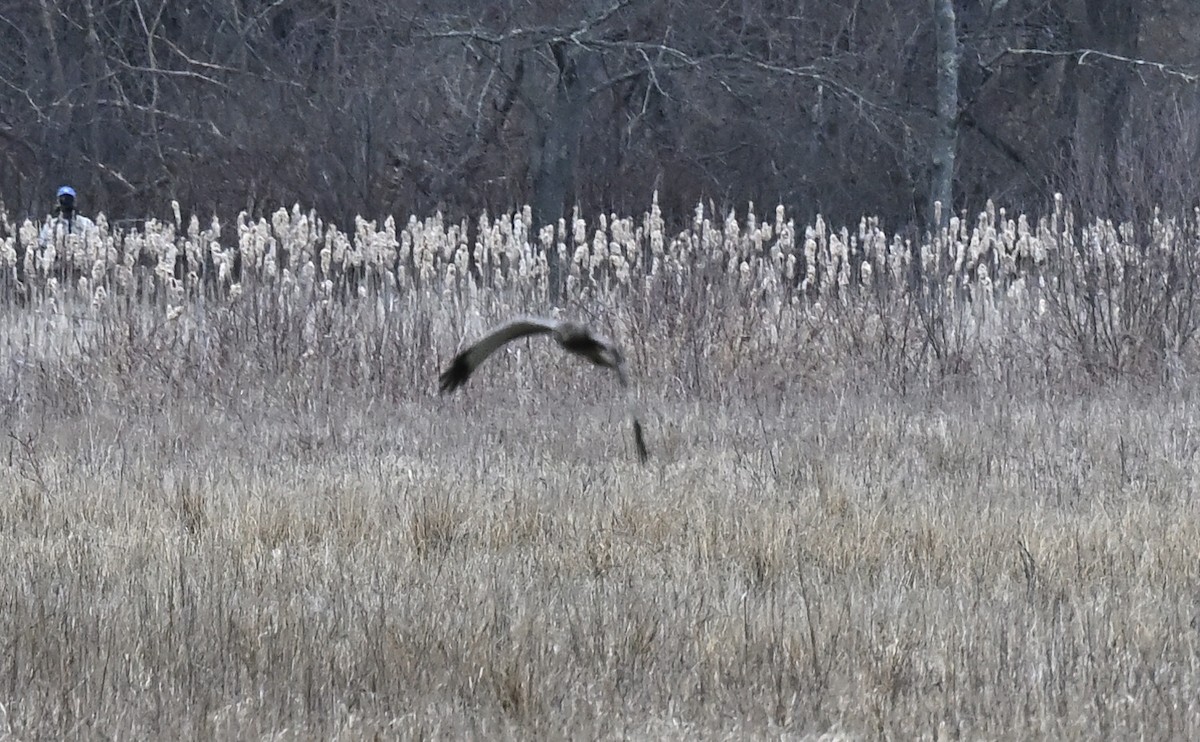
(930, 0), (959, 227)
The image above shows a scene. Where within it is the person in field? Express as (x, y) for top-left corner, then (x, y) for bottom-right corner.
(38, 185), (97, 247)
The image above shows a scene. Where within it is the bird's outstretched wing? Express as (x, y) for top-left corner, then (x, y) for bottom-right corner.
(438, 316), (559, 393)
(439, 315), (652, 465)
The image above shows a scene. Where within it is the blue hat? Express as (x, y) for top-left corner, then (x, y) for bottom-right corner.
(57, 186), (76, 198)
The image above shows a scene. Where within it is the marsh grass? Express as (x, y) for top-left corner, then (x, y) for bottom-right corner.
(1, 361), (1198, 739)
(0, 200), (1198, 738)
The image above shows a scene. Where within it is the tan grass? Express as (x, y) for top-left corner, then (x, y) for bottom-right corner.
(0, 371), (1197, 738)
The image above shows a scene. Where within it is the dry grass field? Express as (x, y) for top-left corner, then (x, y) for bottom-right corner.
(1, 200), (1199, 739)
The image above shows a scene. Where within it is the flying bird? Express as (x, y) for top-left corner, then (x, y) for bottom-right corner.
(439, 316), (649, 463)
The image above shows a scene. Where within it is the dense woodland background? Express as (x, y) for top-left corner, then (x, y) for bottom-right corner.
(1, 0), (1198, 232)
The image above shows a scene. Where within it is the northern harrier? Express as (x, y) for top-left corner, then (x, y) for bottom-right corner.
(439, 316), (649, 463)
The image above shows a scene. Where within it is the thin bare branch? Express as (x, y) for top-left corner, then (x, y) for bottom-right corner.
(1006, 47), (1199, 84)
(111, 59), (232, 90)
(77, 154), (138, 191)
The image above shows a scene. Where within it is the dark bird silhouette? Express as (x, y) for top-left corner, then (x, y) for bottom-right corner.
(439, 316), (649, 463)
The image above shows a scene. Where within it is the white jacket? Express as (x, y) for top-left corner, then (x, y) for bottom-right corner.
(38, 213), (97, 247)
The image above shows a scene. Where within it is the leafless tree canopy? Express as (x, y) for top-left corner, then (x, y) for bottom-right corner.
(2, 0), (1198, 230)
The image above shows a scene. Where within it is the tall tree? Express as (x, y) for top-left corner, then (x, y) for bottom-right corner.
(929, 0), (959, 227)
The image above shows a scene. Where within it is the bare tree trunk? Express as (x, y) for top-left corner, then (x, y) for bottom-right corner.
(37, 0), (68, 179)
(531, 41), (597, 300)
(1084, 0), (1140, 214)
(930, 0), (958, 228)
(37, 0), (65, 96)
(1050, 0), (1142, 214)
